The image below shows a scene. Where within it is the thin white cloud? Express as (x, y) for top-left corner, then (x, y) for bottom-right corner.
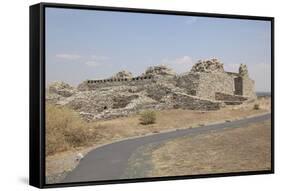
(56, 54), (81, 60)
(85, 61), (100, 67)
(161, 56), (193, 73)
(91, 55), (109, 61)
(85, 55), (110, 67)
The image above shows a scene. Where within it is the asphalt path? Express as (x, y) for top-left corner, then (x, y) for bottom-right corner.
(62, 113), (271, 183)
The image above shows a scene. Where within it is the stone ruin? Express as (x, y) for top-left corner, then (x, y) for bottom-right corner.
(239, 64), (249, 76)
(191, 58), (224, 73)
(47, 58), (256, 121)
(143, 65), (176, 77)
(111, 70), (133, 79)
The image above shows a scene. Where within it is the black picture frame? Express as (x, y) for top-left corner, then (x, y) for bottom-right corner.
(30, 2), (275, 189)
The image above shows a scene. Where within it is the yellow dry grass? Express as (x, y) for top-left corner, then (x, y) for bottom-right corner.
(46, 104), (96, 156)
(46, 97), (271, 178)
(96, 101), (269, 136)
(149, 120), (271, 177)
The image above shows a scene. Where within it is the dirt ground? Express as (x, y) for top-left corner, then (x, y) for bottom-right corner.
(46, 96), (271, 183)
(149, 119), (271, 177)
(89, 97), (270, 143)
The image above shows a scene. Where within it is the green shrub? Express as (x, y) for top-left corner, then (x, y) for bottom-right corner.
(139, 110), (156, 125)
(253, 104), (260, 110)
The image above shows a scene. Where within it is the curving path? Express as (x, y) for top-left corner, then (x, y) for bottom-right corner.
(62, 113), (271, 183)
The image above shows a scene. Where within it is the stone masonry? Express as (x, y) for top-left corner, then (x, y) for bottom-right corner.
(47, 59), (256, 121)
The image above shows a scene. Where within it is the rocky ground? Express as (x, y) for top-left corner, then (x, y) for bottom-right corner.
(46, 79), (224, 122)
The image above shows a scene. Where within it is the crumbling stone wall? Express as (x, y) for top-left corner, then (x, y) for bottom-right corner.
(242, 77), (256, 98)
(175, 73), (200, 96)
(143, 65), (176, 76)
(54, 58), (257, 121)
(78, 76), (155, 91)
(171, 92), (222, 110)
(188, 73), (235, 100)
(78, 62), (256, 100)
(215, 92), (248, 102)
(191, 58), (224, 73)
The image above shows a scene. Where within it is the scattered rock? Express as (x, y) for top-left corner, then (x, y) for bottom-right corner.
(111, 70), (133, 79)
(239, 64), (249, 76)
(75, 153), (84, 162)
(143, 65), (176, 76)
(48, 81), (76, 97)
(191, 58), (224, 73)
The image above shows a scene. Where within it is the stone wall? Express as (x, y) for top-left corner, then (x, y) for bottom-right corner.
(175, 73), (200, 96)
(172, 92), (222, 110)
(194, 73), (235, 100)
(215, 92), (248, 102)
(48, 59), (257, 121)
(78, 66), (256, 101)
(242, 77), (256, 98)
(78, 76), (155, 91)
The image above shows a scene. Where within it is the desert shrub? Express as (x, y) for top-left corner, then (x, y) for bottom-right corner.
(139, 110), (156, 125)
(253, 103), (260, 110)
(46, 104), (95, 156)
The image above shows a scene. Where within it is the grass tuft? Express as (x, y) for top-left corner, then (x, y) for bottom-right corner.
(139, 110), (156, 125)
(253, 103), (260, 110)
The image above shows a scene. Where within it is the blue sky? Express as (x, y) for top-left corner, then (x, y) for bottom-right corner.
(46, 7), (271, 92)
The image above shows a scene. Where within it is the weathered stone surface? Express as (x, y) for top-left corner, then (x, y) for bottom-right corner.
(77, 81), (90, 91)
(47, 59), (256, 121)
(48, 81), (76, 97)
(111, 70), (133, 79)
(171, 92), (222, 110)
(112, 95), (139, 109)
(215, 92), (248, 102)
(191, 58), (224, 73)
(143, 65), (176, 76)
(239, 64), (249, 76)
(215, 92), (248, 106)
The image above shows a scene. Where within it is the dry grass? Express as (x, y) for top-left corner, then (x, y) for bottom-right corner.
(149, 120), (271, 177)
(256, 96), (271, 111)
(96, 101), (269, 134)
(46, 97), (271, 180)
(46, 104), (96, 156)
(139, 110), (156, 125)
(253, 103), (260, 110)
(47, 97), (270, 156)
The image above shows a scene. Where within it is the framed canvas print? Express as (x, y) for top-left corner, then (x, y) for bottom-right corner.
(29, 2), (274, 188)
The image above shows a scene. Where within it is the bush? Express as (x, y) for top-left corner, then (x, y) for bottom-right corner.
(46, 104), (96, 156)
(253, 104), (260, 110)
(139, 110), (156, 125)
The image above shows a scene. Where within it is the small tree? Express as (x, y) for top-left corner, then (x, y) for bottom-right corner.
(139, 110), (156, 125)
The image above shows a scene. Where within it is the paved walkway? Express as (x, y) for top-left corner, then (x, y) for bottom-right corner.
(62, 113), (271, 183)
